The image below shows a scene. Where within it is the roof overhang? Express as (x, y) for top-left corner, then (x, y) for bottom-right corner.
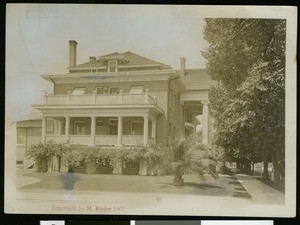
(16, 120), (42, 128)
(42, 70), (177, 84)
(180, 89), (209, 102)
(32, 104), (164, 118)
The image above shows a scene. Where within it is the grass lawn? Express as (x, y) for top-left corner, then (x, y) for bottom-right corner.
(18, 172), (251, 199)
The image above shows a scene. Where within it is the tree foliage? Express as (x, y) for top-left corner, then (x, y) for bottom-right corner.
(202, 19), (286, 182)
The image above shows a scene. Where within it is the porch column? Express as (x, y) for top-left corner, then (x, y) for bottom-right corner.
(143, 115), (149, 146)
(151, 117), (157, 143)
(41, 116), (46, 144)
(65, 116), (70, 144)
(181, 104), (185, 136)
(201, 100), (209, 145)
(58, 120), (62, 135)
(117, 116), (123, 146)
(90, 116), (96, 146)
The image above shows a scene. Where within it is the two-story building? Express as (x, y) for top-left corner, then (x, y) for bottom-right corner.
(28, 40), (213, 173)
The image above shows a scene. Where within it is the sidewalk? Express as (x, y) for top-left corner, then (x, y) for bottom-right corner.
(236, 174), (285, 205)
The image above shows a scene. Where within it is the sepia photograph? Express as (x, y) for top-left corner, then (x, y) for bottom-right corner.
(5, 4), (297, 216)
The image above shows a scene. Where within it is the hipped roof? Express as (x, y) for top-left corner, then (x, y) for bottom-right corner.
(70, 51), (172, 69)
(179, 69), (215, 89)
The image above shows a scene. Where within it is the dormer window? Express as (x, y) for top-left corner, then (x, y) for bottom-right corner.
(108, 61), (118, 72)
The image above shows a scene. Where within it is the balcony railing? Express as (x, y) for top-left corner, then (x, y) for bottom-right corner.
(43, 90), (157, 105)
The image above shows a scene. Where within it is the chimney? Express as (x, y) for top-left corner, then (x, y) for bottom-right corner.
(69, 40), (77, 67)
(89, 56), (96, 62)
(180, 57), (186, 76)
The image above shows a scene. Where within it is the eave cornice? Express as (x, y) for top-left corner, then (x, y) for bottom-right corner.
(42, 70), (177, 83)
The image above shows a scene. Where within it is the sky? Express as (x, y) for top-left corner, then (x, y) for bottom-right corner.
(6, 4), (209, 123)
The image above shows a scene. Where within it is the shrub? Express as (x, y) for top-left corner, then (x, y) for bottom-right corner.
(28, 141), (70, 172)
(143, 143), (173, 175)
(28, 141), (68, 160)
(63, 145), (147, 172)
(27, 143), (48, 160)
(84, 146), (114, 166)
(63, 145), (85, 168)
(28, 139), (217, 179)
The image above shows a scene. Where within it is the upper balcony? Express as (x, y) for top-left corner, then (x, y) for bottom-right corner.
(43, 89), (158, 106)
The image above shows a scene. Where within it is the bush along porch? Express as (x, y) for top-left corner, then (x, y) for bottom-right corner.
(27, 141), (174, 176)
(27, 135), (219, 187)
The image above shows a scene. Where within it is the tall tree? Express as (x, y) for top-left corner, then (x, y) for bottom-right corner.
(202, 19), (286, 183)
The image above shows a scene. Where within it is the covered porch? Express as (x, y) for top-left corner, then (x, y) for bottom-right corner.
(181, 90), (212, 147)
(36, 103), (162, 147)
(43, 115), (157, 146)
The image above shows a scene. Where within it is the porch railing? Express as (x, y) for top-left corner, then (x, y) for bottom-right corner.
(46, 135), (66, 143)
(45, 134), (151, 146)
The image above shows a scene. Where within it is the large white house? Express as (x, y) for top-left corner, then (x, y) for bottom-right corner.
(18, 40), (214, 173)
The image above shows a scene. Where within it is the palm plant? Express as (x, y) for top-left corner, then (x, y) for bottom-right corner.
(171, 134), (218, 186)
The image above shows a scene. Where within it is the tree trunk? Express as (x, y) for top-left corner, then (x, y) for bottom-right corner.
(247, 162), (251, 175)
(271, 151), (281, 183)
(263, 151), (269, 179)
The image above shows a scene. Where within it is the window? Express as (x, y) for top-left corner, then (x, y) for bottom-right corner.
(46, 119), (54, 135)
(108, 61), (118, 72)
(109, 119), (118, 125)
(131, 121), (143, 135)
(169, 88), (176, 111)
(173, 93), (176, 110)
(169, 89), (173, 108)
(96, 120), (104, 127)
(74, 121), (87, 135)
(71, 87), (86, 95)
(109, 87), (119, 94)
(17, 129), (25, 144)
(129, 85), (144, 94)
(96, 87), (104, 94)
(108, 119), (118, 135)
(96, 119), (106, 135)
